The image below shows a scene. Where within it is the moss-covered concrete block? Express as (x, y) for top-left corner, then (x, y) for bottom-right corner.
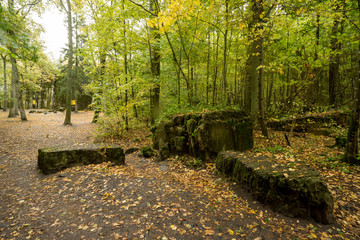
(267, 111), (350, 134)
(38, 143), (125, 174)
(140, 146), (155, 158)
(152, 110), (253, 161)
(216, 151), (334, 224)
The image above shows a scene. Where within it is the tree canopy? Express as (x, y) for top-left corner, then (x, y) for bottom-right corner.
(1, 0), (359, 162)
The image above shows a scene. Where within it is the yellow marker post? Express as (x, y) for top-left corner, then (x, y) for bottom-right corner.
(71, 100), (76, 106)
(32, 100), (36, 105)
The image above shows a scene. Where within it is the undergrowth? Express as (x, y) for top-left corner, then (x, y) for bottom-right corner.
(96, 114), (127, 140)
(314, 154), (351, 173)
(176, 155), (204, 169)
(254, 145), (287, 154)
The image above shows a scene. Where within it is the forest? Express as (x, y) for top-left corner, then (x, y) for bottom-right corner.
(1, 0), (360, 238)
(1, 0), (360, 157)
(1, 0), (359, 162)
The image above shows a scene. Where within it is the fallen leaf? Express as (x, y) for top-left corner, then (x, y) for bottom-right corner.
(205, 229), (215, 235)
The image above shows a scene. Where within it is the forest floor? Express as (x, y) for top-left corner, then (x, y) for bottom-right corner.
(0, 110), (359, 240)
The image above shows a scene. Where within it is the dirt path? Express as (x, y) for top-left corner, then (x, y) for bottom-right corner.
(0, 111), (352, 239)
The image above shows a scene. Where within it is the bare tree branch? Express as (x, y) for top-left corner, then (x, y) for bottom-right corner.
(128, 0), (156, 16)
(191, 15), (225, 36)
(60, 0), (68, 14)
(16, 0), (41, 16)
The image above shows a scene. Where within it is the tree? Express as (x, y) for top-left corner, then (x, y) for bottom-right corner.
(55, 0), (358, 139)
(344, 0), (360, 164)
(328, 1), (342, 107)
(244, 0), (268, 137)
(345, 67), (360, 164)
(148, 0), (160, 124)
(244, 0), (261, 117)
(61, 0), (74, 125)
(5, 0), (30, 120)
(1, 54), (7, 111)
(10, 48), (27, 120)
(1, 0), (45, 120)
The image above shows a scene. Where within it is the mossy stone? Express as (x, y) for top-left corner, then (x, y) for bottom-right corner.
(153, 110), (253, 161)
(38, 144), (125, 174)
(140, 146), (155, 158)
(216, 151), (334, 224)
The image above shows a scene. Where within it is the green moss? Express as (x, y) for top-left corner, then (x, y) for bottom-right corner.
(216, 151), (334, 224)
(140, 146), (155, 158)
(38, 144), (125, 174)
(153, 110), (253, 161)
(186, 118), (197, 134)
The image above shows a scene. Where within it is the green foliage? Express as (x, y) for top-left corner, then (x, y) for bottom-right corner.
(66, 0), (359, 137)
(181, 156), (203, 169)
(2, 0), (357, 139)
(185, 158), (203, 169)
(95, 113), (127, 140)
(255, 145), (286, 154)
(54, 50), (90, 107)
(314, 154), (352, 173)
(265, 145), (287, 154)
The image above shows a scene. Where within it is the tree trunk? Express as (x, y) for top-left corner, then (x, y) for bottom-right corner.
(191, 66), (195, 103)
(212, 32), (220, 106)
(329, 4), (341, 107)
(266, 77), (273, 110)
(63, 0), (73, 125)
(177, 47), (181, 106)
(1, 55), (7, 111)
(7, 58), (17, 117)
(92, 54), (105, 123)
(46, 87), (51, 109)
(234, 42), (240, 105)
(244, 0), (263, 117)
(8, 54), (18, 118)
(164, 31), (191, 105)
(206, 32), (211, 105)
(123, 0), (129, 130)
(74, 14), (79, 113)
(129, 51), (138, 118)
(40, 83), (45, 108)
(344, 0), (360, 164)
(7, 0), (17, 118)
(258, 37), (268, 137)
(149, 0), (160, 125)
(51, 82), (56, 110)
(313, 13), (321, 104)
(222, 0), (229, 104)
(9, 48), (26, 120)
(344, 59), (360, 164)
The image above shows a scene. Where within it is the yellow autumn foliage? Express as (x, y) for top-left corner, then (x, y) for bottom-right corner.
(148, 0), (202, 33)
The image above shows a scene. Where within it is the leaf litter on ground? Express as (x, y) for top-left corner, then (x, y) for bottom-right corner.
(0, 110), (359, 239)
